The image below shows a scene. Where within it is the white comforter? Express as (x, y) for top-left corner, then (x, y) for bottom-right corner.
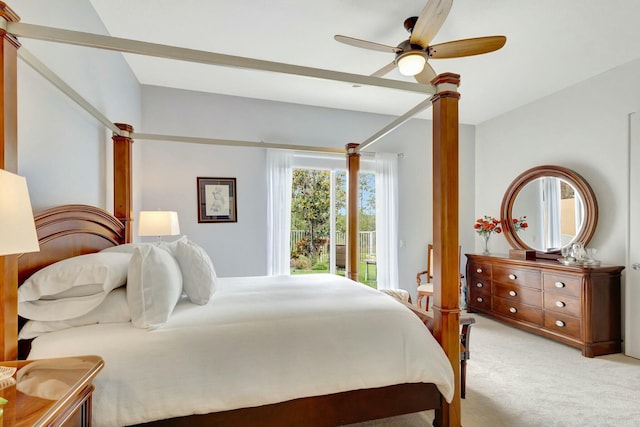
(28, 274), (454, 427)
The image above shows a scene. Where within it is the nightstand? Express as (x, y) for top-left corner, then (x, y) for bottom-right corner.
(0, 355), (103, 427)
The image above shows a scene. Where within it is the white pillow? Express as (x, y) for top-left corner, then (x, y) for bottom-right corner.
(158, 235), (187, 257)
(18, 252), (131, 321)
(19, 288), (131, 339)
(127, 244), (183, 329)
(175, 238), (217, 305)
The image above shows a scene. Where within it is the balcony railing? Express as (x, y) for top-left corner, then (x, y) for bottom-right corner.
(290, 230), (376, 261)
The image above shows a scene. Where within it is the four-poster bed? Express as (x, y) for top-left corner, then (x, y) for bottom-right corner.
(0, 2), (463, 426)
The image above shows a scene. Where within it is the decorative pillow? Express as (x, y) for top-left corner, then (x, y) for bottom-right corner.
(157, 235), (187, 257)
(127, 243), (183, 329)
(18, 252), (132, 321)
(19, 288), (131, 339)
(175, 238), (217, 305)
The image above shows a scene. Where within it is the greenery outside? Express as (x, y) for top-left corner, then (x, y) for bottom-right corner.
(290, 168), (377, 288)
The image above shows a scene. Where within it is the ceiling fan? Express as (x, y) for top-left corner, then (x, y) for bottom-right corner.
(334, 0), (506, 84)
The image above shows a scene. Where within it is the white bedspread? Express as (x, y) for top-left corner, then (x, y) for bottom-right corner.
(27, 274), (454, 427)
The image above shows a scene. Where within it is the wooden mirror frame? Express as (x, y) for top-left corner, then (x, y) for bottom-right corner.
(500, 165), (598, 258)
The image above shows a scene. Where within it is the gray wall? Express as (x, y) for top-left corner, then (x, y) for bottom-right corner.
(16, 0), (141, 212)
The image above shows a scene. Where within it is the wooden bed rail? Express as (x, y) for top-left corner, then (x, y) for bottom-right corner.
(113, 123), (134, 243)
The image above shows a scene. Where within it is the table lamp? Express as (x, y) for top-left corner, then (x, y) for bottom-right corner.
(137, 211), (180, 242)
(0, 169), (40, 256)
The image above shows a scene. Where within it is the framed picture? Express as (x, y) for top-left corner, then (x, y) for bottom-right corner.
(197, 177), (237, 223)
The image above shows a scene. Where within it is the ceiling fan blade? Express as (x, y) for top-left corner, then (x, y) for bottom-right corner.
(352, 61), (397, 88)
(410, 0), (454, 47)
(413, 62), (437, 84)
(371, 61), (397, 78)
(428, 36), (507, 59)
(334, 35), (401, 53)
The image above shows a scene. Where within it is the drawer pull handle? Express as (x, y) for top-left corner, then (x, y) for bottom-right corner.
(555, 301), (566, 308)
(476, 268), (483, 273)
(508, 274), (517, 280)
(509, 307), (517, 313)
(476, 297), (484, 303)
(554, 281), (566, 288)
(476, 283), (484, 288)
(508, 290), (517, 297)
(555, 320), (565, 327)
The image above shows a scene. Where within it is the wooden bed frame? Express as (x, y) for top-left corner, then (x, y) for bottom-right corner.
(0, 3), (463, 426)
(16, 204), (442, 427)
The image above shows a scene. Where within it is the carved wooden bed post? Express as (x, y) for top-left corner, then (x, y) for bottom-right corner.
(431, 72), (462, 427)
(346, 143), (360, 281)
(0, 1), (20, 361)
(112, 123), (134, 243)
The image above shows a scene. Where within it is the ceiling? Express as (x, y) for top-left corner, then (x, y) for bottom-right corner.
(87, 0), (640, 125)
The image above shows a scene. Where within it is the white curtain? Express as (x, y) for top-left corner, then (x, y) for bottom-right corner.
(266, 149), (293, 275)
(374, 153), (399, 290)
(543, 177), (562, 250)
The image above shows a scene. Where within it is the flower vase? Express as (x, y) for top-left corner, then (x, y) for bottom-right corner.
(482, 234), (491, 255)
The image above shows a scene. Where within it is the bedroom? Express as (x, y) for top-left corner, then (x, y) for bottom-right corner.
(2, 0), (640, 425)
(14, 0), (640, 350)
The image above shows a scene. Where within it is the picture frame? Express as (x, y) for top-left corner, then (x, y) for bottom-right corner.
(197, 177), (237, 223)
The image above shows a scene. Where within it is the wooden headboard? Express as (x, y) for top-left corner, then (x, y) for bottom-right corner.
(15, 204), (126, 358)
(17, 204), (126, 286)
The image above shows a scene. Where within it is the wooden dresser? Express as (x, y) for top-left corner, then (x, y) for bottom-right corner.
(465, 253), (624, 357)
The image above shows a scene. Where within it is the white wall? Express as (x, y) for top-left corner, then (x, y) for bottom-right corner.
(475, 58), (640, 345)
(475, 58), (640, 266)
(140, 86), (476, 286)
(15, 0), (141, 212)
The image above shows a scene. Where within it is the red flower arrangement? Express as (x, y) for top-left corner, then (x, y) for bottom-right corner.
(511, 216), (529, 232)
(474, 215), (502, 236)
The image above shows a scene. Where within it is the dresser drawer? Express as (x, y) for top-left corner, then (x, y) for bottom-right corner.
(543, 293), (580, 317)
(544, 311), (581, 339)
(468, 261), (492, 280)
(468, 278), (492, 295)
(493, 265), (541, 289)
(493, 296), (543, 325)
(493, 282), (542, 306)
(543, 273), (581, 298)
(468, 293), (491, 310)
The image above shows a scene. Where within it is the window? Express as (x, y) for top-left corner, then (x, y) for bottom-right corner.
(266, 149), (397, 289)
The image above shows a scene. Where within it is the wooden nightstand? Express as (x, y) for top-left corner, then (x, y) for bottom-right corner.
(0, 355), (103, 427)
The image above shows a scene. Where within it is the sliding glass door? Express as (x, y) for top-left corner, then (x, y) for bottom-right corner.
(289, 167), (377, 287)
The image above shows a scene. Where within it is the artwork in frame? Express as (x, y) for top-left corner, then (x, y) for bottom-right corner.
(197, 177), (237, 223)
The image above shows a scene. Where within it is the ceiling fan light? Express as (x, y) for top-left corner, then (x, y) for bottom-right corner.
(396, 52), (426, 76)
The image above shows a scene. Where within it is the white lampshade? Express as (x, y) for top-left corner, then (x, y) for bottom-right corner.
(138, 211), (180, 237)
(0, 169), (40, 256)
(396, 51), (427, 76)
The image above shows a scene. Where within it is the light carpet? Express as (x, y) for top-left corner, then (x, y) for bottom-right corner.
(344, 314), (640, 427)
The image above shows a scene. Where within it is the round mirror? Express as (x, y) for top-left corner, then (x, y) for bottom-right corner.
(500, 165), (598, 257)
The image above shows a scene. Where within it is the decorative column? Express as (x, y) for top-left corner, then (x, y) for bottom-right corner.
(112, 123), (134, 243)
(430, 72), (462, 427)
(346, 143), (360, 281)
(0, 1), (21, 361)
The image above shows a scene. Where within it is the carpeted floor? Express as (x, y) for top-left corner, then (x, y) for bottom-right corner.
(344, 314), (640, 427)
